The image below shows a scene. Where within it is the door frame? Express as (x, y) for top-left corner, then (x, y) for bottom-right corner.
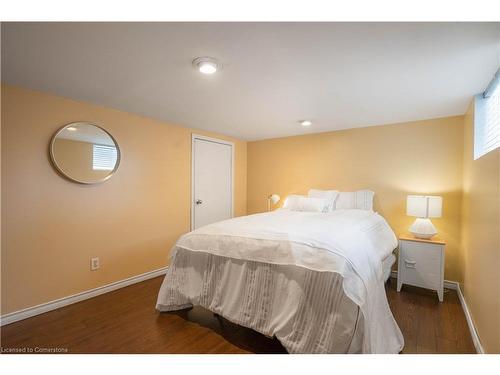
(191, 134), (235, 231)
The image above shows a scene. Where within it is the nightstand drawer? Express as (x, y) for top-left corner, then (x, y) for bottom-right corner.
(399, 241), (442, 290)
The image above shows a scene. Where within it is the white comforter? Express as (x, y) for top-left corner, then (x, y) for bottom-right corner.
(160, 209), (404, 353)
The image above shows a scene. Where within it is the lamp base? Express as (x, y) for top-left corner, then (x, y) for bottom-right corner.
(409, 218), (437, 239)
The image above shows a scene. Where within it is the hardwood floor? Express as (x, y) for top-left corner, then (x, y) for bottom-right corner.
(386, 280), (476, 354)
(0, 276), (476, 354)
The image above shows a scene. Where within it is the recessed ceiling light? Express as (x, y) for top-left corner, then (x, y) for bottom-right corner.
(67, 126), (77, 131)
(192, 57), (220, 75)
(300, 120), (312, 127)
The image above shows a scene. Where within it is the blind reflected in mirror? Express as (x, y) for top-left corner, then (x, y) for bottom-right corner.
(50, 122), (120, 184)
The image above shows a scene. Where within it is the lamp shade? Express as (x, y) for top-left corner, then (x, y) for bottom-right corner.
(406, 195), (442, 218)
(427, 196), (442, 218)
(269, 194), (280, 204)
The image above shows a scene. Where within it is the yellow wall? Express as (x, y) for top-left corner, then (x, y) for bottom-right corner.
(1, 84), (247, 315)
(247, 117), (465, 281)
(461, 102), (500, 353)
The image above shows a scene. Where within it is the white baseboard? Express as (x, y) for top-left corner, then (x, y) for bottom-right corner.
(0, 266), (168, 327)
(456, 283), (485, 354)
(390, 270), (484, 353)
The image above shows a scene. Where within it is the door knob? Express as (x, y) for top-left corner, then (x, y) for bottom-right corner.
(195, 199), (203, 205)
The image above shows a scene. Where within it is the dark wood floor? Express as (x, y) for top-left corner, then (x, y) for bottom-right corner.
(0, 276), (476, 354)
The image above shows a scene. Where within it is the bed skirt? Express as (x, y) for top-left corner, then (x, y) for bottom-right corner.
(156, 248), (366, 353)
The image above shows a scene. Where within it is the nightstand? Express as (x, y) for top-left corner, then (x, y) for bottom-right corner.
(397, 234), (445, 302)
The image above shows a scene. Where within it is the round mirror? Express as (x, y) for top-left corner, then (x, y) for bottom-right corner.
(50, 122), (120, 184)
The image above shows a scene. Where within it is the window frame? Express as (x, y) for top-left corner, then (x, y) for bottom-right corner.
(92, 143), (118, 171)
(474, 75), (500, 160)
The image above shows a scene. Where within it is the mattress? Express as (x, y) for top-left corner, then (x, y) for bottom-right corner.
(157, 209), (404, 353)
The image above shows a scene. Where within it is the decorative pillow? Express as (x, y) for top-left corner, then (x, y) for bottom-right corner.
(307, 189), (339, 212)
(283, 195), (329, 212)
(334, 190), (375, 211)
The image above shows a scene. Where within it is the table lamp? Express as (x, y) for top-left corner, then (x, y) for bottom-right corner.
(268, 194), (280, 211)
(406, 195), (442, 239)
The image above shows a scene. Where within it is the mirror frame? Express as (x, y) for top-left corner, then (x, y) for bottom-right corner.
(49, 122), (121, 184)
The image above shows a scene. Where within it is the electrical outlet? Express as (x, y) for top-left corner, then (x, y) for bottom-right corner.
(90, 257), (100, 271)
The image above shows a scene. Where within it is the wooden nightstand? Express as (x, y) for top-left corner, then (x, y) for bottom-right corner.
(397, 234), (445, 302)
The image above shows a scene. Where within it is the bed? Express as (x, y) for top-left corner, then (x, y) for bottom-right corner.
(156, 208), (404, 353)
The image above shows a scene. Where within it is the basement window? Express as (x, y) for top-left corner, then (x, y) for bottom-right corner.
(474, 71), (500, 160)
(92, 144), (118, 170)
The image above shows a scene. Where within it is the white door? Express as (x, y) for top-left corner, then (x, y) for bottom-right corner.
(192, 135), (233, 230)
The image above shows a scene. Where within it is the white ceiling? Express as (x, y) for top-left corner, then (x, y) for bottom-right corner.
(2, 22), (499, 141)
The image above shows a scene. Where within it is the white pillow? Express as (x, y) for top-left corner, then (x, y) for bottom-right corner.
(334, 190), (375, 211)
(307, 189), (339, 212)
(283, 195), (328, 212)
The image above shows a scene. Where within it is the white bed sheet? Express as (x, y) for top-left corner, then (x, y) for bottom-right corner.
(382, 253), (396, 282)
(157, 208), (404, 353)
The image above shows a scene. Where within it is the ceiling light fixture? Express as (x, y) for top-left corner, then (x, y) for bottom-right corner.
(192, 57), (220, 75)
(67, 126), (77, 131)
(300, 120), (312, 127)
